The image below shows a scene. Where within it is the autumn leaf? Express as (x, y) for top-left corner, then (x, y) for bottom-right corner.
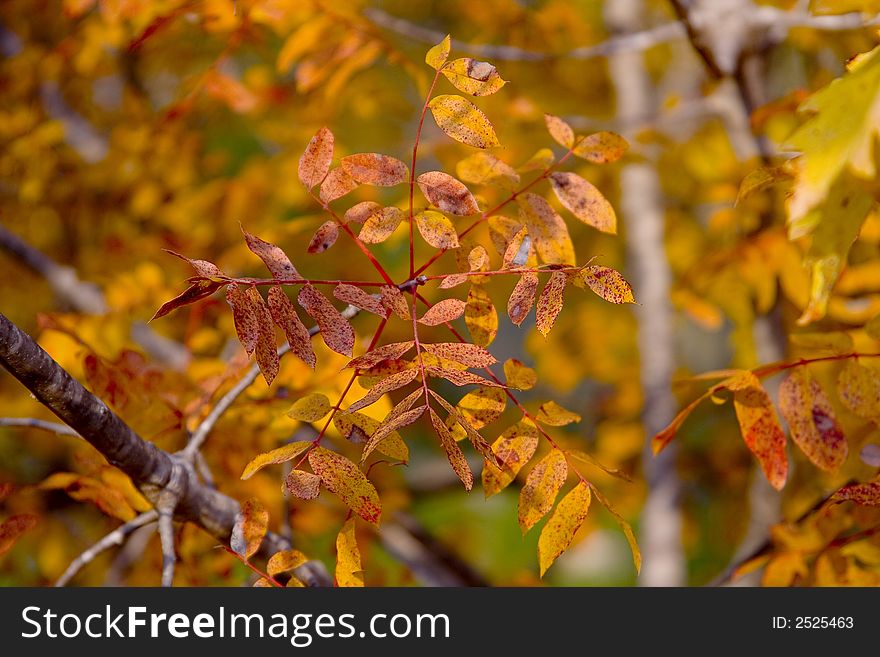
(348, 367), (420, 412)
(417, 171), (480, 216)
(285, 470), (321, 500)
(418, 299), (466, 326)
(441, 58), (506, 96)
(415, 210), (461, 249)
(268, 550), (308, 578)
(428, 95), (500, 149)
(516, 193), (575, 265)
(333, 284), (386, 317)
(778, 368), (847, 472)
(319, 167), (358, 204)
(425, 34), (451, 70)
(287, 392), (332, 422)
(359, 206), (405, 244)
(535, 271), (567, 336)
(241, 441), (312, 480)
(421, 342), (496, 367)
(426, 366), (502, 388)
(335, 411), (409, 462)
(335, 518), (364, 587)
(307, 221), (339, 254)
(361, 404), (425, 463)
(267, 286), (316, 369)
(728, 373), (788, 490)
(297, 284), (355, 357)
(308, 447), (381, 525)
(164, 250), (227, 281)
(538, 482), (591, 576)
(573, 131), (628, 163)
(245, 286), (280, 385)
(465, 285), (498, 347)
(535, 400), (581, 426)
(483, 421), (540, 497)
(0, 514), (37, 558)
(341, 153), (409, 186)
(837, 360), (880, 419)
(831, 479), (880, 506)
(591, 484), (641, 574)
(380, 285), (411, 320)
(519, 449), (568, 533)
(457, 152), (519, 189)
(344, 200), (382, 224)
(507, 271), (538, 326)
(520, 147), (555, 171)
(346, 341), (415, 370)
(549, 172), (617, 234)
(429, 408), (473, 490)
(544, 114), (575, 149)
(299, 127), (334, 189)
(504, 359), (537, 390)
(454, 386), (506, 430)
(577, 266), (635, 304)
(226, 283), (259, 356)
(231, 497), (268, 560)
(151, 280), (222, 320)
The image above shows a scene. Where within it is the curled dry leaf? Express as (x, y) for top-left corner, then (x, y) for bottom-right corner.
(507, 271), (538, 326)
(307, 220), (339, 253)
(333, 284), (386, 317)
(267, 286), (316, 368)
(428, 94), (500, 149)
(297, 284), (355, 357)
(319, 167), (358, 204)
(535, 271), (567, 337)
(778, 368), (847, 472)
(441, 58), (506, 96)
(502, 228), (532, 269)
(429, 408), (473, 490)
(241, 440), (312, 480)
(519, 449), (568, 533)
(415, 210), (460, 249)
(308, 447), (382, 525)
(285, 470), (321, 500)
(341, 153), (409, 186)
(164, 250), (226, 280)
(573, 131), (628, 163)
(465, 285), (498, 347)
(516, 193), (575, 265)
(298, 126), (334, 189)
(544, 114), (574, 149)
(242, 229), (301, 280)
(417, 171), (480, 216)
(335, 518), (364, 587)
(152, 280), (222, 320)
(549, 172), (617, 234)
(287, 392), (332, 422)
(359, 206), (405, 244)
(537, 482), (591, 576)
(418, 299), (466, 326)
(231, 497), (268, 560)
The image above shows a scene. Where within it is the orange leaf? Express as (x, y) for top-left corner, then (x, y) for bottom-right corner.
(421, 342), (496, 368)
(425, 366), (502, 388)
(832, 479), (880, 506)
(415, 210), (461, 249)
(284, 470), (321, 500)
(535, 271), (567, 336)
(307, 221), (339, 253)
(507, 271), (538, 326)
(341, 153), (409, 186)
(417, 171), (480, 216)
(333, 284), (387, 317)
(309, 447), (382, 525)
(298, 127), (334, 189)
(380, 285), (411, 320)
(0, 514), (37, 558)
(549, 172), (617, 234)
(319, 167), (358, 204)
(346, 341), (415, 370)
(778, 368), (847, 472)
(151, 280), (222, 320)
(429, 408), (473, 490)
(482, 421), (540, 497)
(573, 131), (628, 163)
(226, 283), (259, 356)
(297, 284), (355, 357)
(439, 273), (469, 289)
(519, 449), (568, 533)
(344, 200), (381, 224)
(538, 482), (591, 576)
(465, 285), (498, 347)
(418, 299), (466, 326)
(231, 498), (268, 560)
(729, 373), (788, 490)
(245, 286), (280, 385)
(267, 286), (316, 368)
(242, 229), (301, 280)
(335, 518), (364, 587)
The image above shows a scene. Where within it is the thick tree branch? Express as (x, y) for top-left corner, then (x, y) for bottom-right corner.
(0, 312), (331, 586)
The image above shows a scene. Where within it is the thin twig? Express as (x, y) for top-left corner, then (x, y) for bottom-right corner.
(55, 510), (158, 586)
(157, 508), (176, 587)
(0, 417), (81, 437)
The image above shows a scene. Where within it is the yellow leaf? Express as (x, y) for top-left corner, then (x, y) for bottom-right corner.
(456, 151), (520, 189)
(503, 358), (537, 390)
(483, 420), (540, 497)
(267, 549), (308, 577)
(538, 482), (591, 576)
(518, 449), (568, 533)
(428, 94), (500, 149)
(549, 172), (617, 234)
(535, 400), (581, 426)
(516, 193), (575, 265)
(572, 131), (628, 163)
(287, 392), (332, 422)
(440, 58), (506, 96)
(590, 485), (641, 574)
(335, 518), (364, 587)
(837, 360), (880, 419)
(425, 34), (451, 71)
(544, 114), (574, 149)
(241, 441), (313, 480)
(309, 447), (382, 525)
(577, 266), (635, 304)
(231, 497), (268, 560)
(535, 271), (567, 336)
(465, 285), (498, 347)
(729, 372), (788, 490)
(415, 210), (460, 249)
